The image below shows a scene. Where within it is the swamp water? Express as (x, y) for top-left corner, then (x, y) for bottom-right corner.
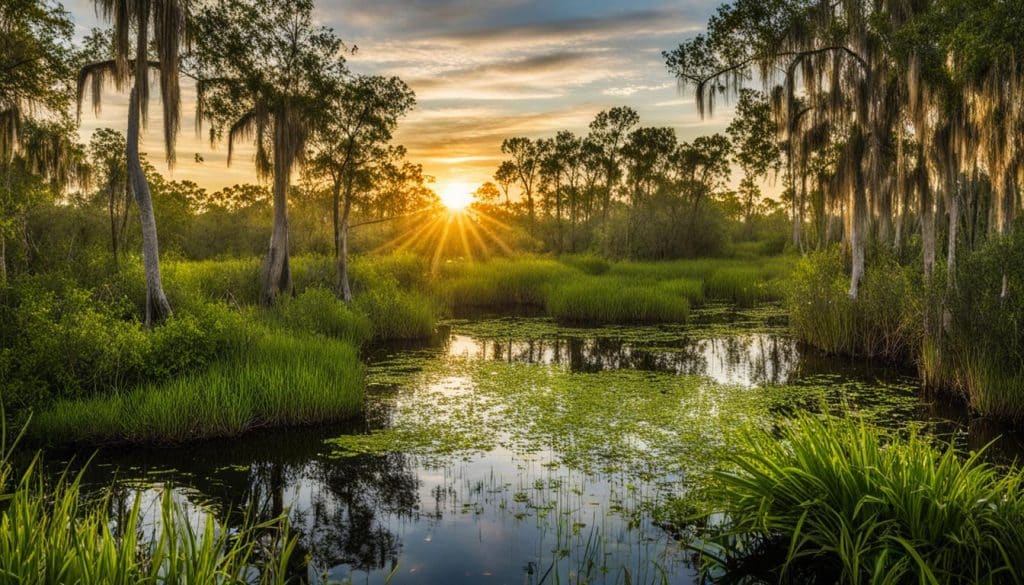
(45, 306), (1023, 584)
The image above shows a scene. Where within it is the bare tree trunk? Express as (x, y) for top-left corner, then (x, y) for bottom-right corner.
(946, 182), (960, 287)
(921, 166), (936, 281)
(337, 188), (353, 303)
(127, 87), (172, 326)
(109, 185), (120, 268)
(0, 234), (6, 286)
(260, 119), (294, 305)
(849, 182), (866, 299)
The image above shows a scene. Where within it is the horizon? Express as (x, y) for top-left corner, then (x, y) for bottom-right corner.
(65, 0), (739, 197)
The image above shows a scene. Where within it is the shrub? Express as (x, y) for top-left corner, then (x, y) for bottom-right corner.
(0, 279), (247, 411)
(693, 415), (1024, 584)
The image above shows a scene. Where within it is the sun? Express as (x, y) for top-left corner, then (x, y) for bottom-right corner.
(438, 182), (475, 212)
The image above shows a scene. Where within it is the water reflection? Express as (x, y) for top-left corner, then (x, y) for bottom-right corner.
(43, 316), (1024, 584)
(446, 333), (801, 386)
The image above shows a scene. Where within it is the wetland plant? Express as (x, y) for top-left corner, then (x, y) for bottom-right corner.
(691, 415), (1024, 584)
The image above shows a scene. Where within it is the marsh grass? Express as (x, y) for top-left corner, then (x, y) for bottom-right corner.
(545, 278), (690, 324)
(0, 413), (297, 585)
(434, 257), (577, 308)
(432, 255), (789, 321)
(786, 249), (919, 361)
(32, 329), (365, 445)
(693, 415), (1024, 584)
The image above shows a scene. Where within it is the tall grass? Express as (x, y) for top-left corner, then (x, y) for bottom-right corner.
(433, 256), (577, 308)
(786, 248), (919, 361)
(694, 415), (1024, 584)
(32, 329), (365, 445)
(432, 255), (789, 317)
(0, 421), (297, 584)
(545, 278), (690, 324)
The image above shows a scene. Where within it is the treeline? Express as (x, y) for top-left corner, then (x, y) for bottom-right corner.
(2, 0), (439, 324)
(476, 105), (789, 259)
(664, 0), (1024, 419)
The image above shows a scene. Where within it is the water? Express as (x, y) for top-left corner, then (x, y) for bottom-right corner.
(41, 306), (1024, 584)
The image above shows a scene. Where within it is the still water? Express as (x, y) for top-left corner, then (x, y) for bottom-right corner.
(44, 307), (1023, 584)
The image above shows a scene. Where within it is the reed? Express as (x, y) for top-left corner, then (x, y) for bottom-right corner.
(694, 415), (1024, 584)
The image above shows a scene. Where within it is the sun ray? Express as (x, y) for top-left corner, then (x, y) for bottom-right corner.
(456, 214), (474, 261)
(462, 213), (494, 259)
(430, 215), (455, 273)
(372, 214), (440, 254)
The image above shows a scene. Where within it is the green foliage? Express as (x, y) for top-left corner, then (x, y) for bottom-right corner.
(0, 279), (242, 409)
(545, 278), (690, 324)
(786, 248), (918, 361)
(32, 328), (364, 445)
(265, 287), (371, 343)
(0, 422), (296, 584)
(693, 415), (1024, 584)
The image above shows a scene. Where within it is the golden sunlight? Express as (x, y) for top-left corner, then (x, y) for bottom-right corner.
(438, 181), (475, 211)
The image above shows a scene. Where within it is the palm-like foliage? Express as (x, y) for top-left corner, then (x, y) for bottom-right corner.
(191, 0), (347, 305)
(76, 0), (191, 325)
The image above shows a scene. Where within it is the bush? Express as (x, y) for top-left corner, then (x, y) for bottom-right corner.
(0, 279), (246, 411)
(693, 415), (1024, 584)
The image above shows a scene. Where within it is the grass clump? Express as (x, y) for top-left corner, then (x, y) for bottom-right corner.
(0, 422), (297, 584)
(32, 329), (364, 445)
(692, 415), (1024, 584)
(559, 254), (611, 275)
(545, 278), (690, 324)
(433, 256), (576, 308)
(264, 287), (371, 343)
(786, 248), (918, 361)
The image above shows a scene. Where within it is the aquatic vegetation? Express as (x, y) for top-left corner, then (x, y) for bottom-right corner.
(545, 278), (690, 324)
(331, 325), (922, 487)
(32, 329), (365, 445)
(786, 249), (919, 361)
(0, 414), (297, 585)
(690, 415), (1024, 584)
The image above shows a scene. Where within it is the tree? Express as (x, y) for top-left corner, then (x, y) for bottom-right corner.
(77, 0), (190, 324)
(306, 74), (415, 302)
(1, 120), (89, 280)
(588, 107), (639, 224)
(500, 137), (540, 224)
(1, 0), (76, 284)
(726, 89), (781, 238)
(493, 161), (516, 209)
(88, 128), (130, 267)
(474, 182), (501, 203)
(192, 0), (348, 305)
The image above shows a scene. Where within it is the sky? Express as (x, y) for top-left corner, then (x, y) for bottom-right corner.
(66, 0), (737, 198)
